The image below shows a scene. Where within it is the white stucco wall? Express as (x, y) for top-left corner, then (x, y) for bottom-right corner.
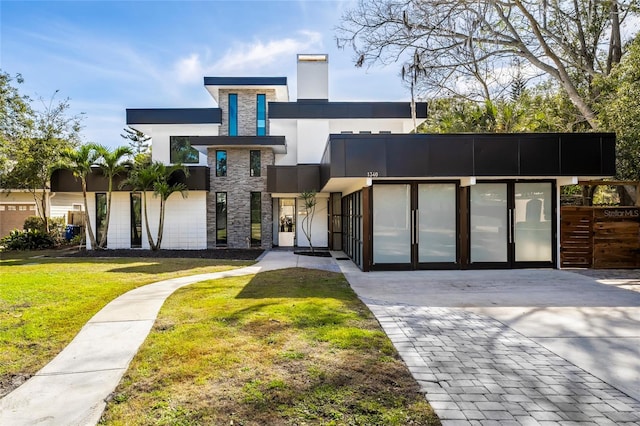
(296, 120), (330, 164)
(148, 124), (219, 166)
(85, 191), (207, 250)
(270, 120), (298, 166)
(143, 191), (207, 249)
(328, 119), (406, 134)
(296, 195), (328, 248)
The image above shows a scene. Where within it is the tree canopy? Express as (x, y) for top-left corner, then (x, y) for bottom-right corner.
(338, 0), (639, 129)
(0, 72), (84, 230)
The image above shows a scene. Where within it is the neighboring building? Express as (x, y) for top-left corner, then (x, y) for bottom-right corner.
(51, 53), (615, 271)
(0, 191), (83, 237)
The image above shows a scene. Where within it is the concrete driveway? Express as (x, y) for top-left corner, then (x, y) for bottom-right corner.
(337, 261), (640, 425)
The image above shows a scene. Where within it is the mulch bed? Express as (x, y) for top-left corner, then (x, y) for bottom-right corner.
(63, 248), (264, 261)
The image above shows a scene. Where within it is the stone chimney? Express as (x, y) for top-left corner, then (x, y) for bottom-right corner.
(297, 54), (328, 101)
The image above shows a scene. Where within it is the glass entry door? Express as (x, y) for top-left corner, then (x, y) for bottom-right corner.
(469, 182), (554, 267)
(372, 182), (458, 269)
(278, 199), (296, 247)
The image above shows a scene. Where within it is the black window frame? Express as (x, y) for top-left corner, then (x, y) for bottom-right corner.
(216, 192), (227, 246)
(250, 150), (261, 177)
(250, 192), (261, 246)
(216, 150), (227, 177)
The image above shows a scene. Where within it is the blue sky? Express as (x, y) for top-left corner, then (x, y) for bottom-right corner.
(1, 0), (410, 148)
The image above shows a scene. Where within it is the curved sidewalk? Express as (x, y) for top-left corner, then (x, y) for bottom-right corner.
(0, 251), (338, 426)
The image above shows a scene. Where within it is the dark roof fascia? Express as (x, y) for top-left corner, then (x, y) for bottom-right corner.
(204, 77), (287, 87)
(51, 166), (210, 192)
(189, 136), (285, 147)
(321, 133), (616, 186)
(268, 101), (428, 119)
(126, 108), (222, 125)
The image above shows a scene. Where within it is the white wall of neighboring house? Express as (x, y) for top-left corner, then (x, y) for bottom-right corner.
(50, 193), (84, 220)
(296, 195), (328, 248)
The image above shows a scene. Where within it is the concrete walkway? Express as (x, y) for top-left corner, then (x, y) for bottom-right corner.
(2, 251), (640, 426)
(0, 251), (339, 426)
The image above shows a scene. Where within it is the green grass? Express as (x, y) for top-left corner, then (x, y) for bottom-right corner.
(0, 252), (252, 395)
(100, 268), (440, 425)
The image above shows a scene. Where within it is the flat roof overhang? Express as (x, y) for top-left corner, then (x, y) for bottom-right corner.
(189, 136), (286, 154)
(126, 108), (222, 125)
(204, 77), (289, 103)
(268, 101), (427, 119)
(51, 166), (210, 192)
(319, 133), (616, 190)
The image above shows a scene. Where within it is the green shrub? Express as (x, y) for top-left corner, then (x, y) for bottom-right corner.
(0, 229), (57, 251)
(23, 216), (46, 232)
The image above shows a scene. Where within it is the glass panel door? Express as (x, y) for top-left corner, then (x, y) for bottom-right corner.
(470, 184), (508, 263)
(418, 183), (457, 263)
(373, 184), (411, 264)
(278, 198), (295, 247)
(514, 182), (553, 262)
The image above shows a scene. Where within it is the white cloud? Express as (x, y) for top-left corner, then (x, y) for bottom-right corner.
(174, 53), (205, 84)
(172, 31), (323, 81)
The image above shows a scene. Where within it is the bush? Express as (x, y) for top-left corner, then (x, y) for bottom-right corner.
(23, 216), (46, 232)
(0, 229), (57, 251)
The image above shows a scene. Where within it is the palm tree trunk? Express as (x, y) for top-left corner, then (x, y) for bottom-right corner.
(156, 197), (165, 250)
(99, 177), (113, 248)
(142, 191), (157, 250)
(82, 179), (99, 249)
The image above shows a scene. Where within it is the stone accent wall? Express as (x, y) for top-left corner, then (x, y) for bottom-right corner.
(207, 148), (274, 249)
(218, 89), (276, 136)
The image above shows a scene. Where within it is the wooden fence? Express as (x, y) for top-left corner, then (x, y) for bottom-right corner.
(560, 206), (640, 268)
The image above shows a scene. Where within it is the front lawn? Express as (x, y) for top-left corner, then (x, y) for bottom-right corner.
(0, 253), (252, 396)
(101, 268), (440, 425)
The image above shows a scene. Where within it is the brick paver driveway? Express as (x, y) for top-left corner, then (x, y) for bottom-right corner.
(337, 265), (640, 426)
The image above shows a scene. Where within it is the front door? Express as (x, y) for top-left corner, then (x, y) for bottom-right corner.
(278, 198), (296, 247)
(469, 182), (555, 268)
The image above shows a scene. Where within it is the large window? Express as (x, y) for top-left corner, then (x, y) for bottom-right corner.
(228, 93), (238, 136)
(256, 94), (266, 136)
(373, 184), (411, 264)
(216, 192), (227, 246)
(250, 150), (261, 177)
(216, 150), (227, 177)
(170, 136), (199, 164)
(250, 192), (261, 246)
(95, 193), (107, 246)
(130, 192), (142, 248)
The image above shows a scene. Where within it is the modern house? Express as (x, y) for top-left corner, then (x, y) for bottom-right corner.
(51, 54), (615, 271)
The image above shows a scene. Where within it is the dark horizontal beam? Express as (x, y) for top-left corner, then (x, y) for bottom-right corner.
(268, 101), (427, 119)
(204, 77), (287, 86)
(189, 136), (285, 147)
(126, 108), (222, 125)
(51, 166), (210, 192)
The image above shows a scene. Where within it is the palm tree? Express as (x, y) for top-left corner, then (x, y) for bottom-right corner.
(94, 145), (133, 248)
(123, 161), (187, 250)
(60, 143), (101, 249)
